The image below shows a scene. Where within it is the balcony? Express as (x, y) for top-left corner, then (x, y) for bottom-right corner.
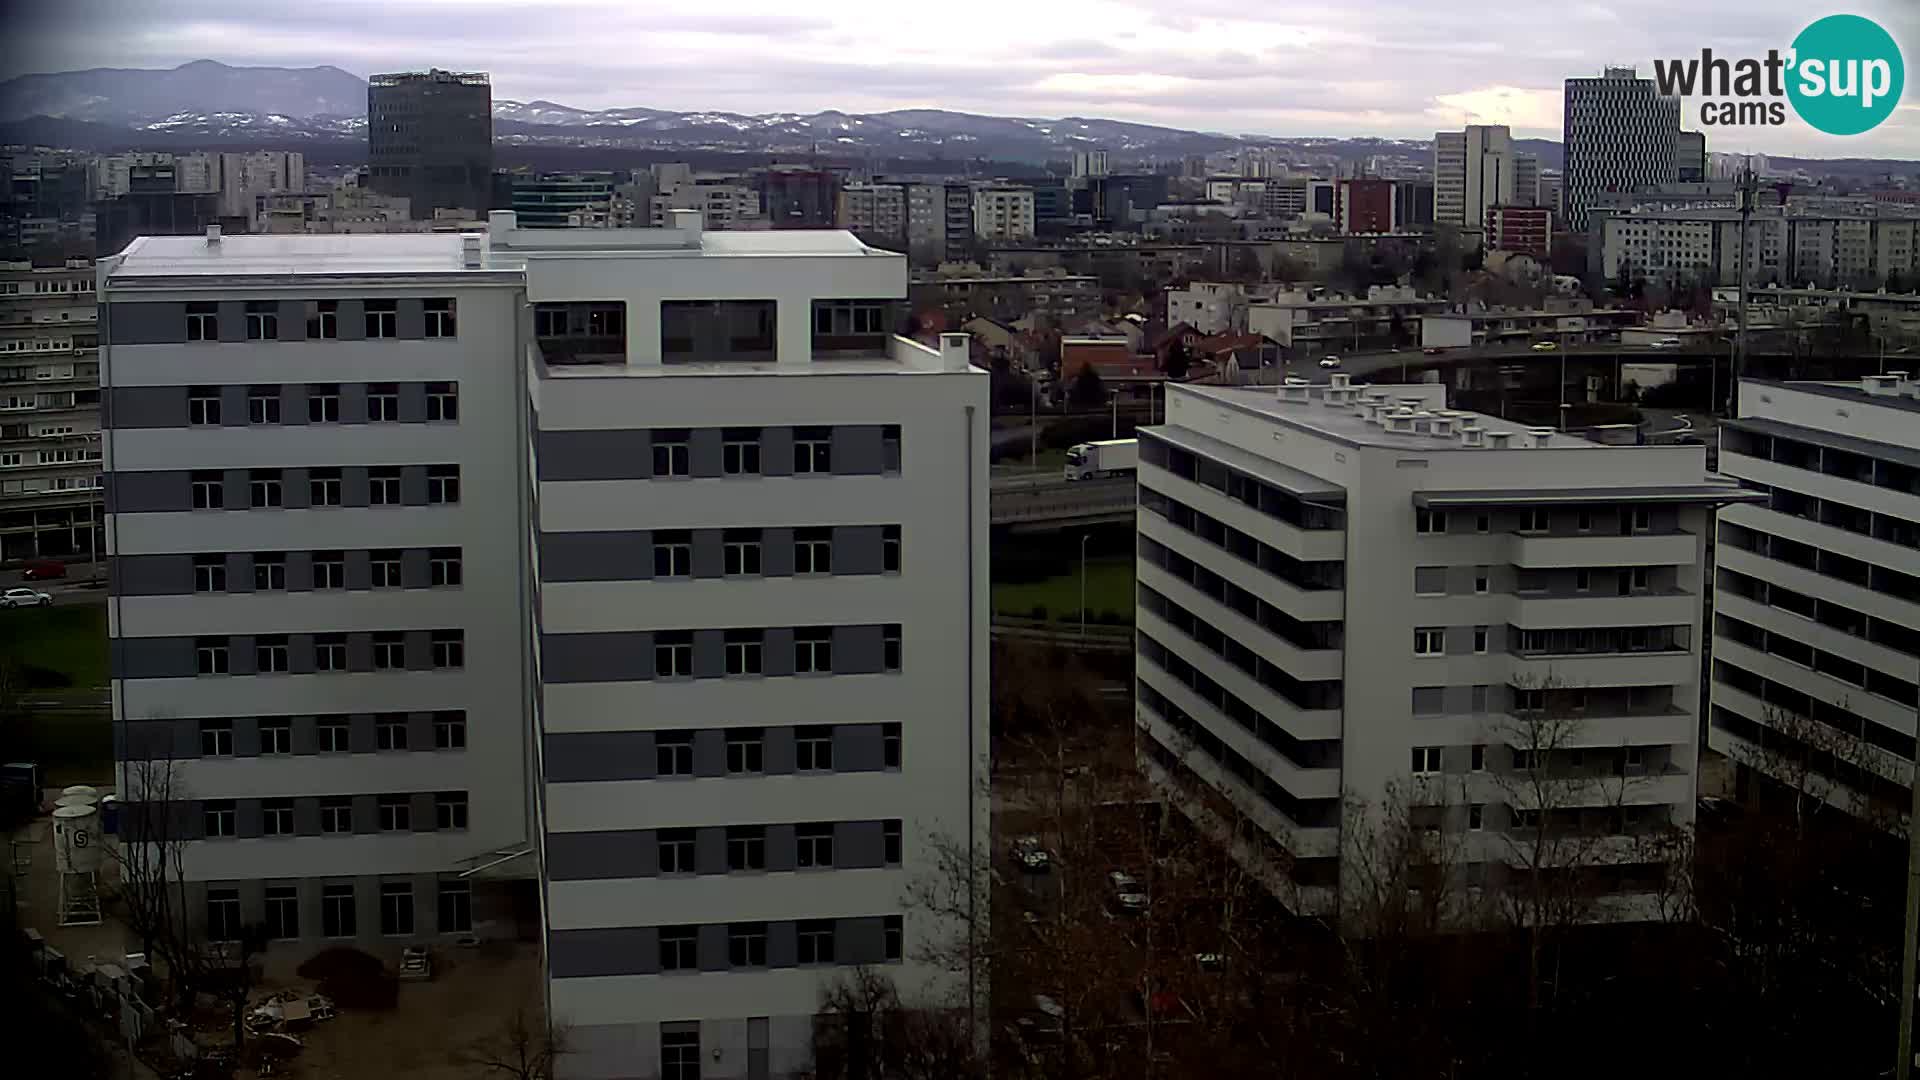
(1510, 590), (1697, 628)
(1509, 530), (1698, 568)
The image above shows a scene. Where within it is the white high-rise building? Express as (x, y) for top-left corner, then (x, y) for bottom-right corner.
(1711, 376), (1920, 820)
(1563, 68), (1681, 232)
(101, 213), (989, 1077)
(1434, 125), (1514, 229)
(1512, 154), (1540, 209)
(1072, 149), (1111, 179)
(1134, 378), (1756, 918)
(217, 151), (306, 219)
(971, 186), (1036, 241)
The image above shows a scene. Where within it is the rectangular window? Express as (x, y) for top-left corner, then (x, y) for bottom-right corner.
(662, 1027), (700, 1080)
(435, 792), (468, 831)
(204, 800), (236, 838)
(367, 383), (399, 422)
(318, 718), (350, 754)
(1469, 804), (1485, 831)
(253, 552), (286, 591)
(201, 718), (234, 756)
(309, 468), (343, 506)
(797, 920), (836, 965)
(653, 532), (692, 577)
(431, 630), (464, 669)
(1630, 567), (1650, 592)
(795, 628), (833, 673)
(1471, 744), (1486, 772)
(434, 712), (467, 750)
(378, 795), (411, 832)
(191, 471), (224, 509)
(185, 302), (218, 342)
(430, 548), (462, 587)
(380, 880), (414, 935)
(369, 467), (401, 505)
(438, 881), (472, 933)
(723, 428), (761, 475)
(882, 724), (902, 769)
(426, 382), (458, 421)
(1475, 566), (1490, 594)
(365, 299), (398, 339)
(796, 725), (834, 771)
(654, 631), (693, 678)
(794, 427), (832, 473)
(1473, 626), (1489, 654)
(322, 883), (355, 937)
(723, 530), (761, 576)
(186, 387), (219, 425)
(881, 524), (901, 573)
(1631, 508), (1652, 532)
(193, 555), (226, 593)
(312, 551), (345, 589)
(249, 469), (283, 508)
(1411, 746), (1442, 775)
(372, 632), (406, 670)
(247, 387), (280, 424)
(206, 888), (241, 941)
(660, 927), (698, 971)
(196, 637), (229, 675)
(1415, 508), (1446, 535)
(1519, 509), (1550, 533)
(727, 826), (767, 871)
(726, 729), (764, 774)
(370, 550), (402, 588)
(884, 914), (903, 961)
(320, 798), (352, 833)
(308, 384), (340, 423)
(424, 298), (456, 338)
(883, 425), (901, 473)
(427, 465), (460, 504)
(1575, 569), (1591, 592)
(259, 716), (292, 754)
(308, 301), (339, 340)
(262, 798), (294, 835)
(725, 631), (763, 676)
(315, 634), (347, 671)
(658, 829), (695, 874)
(265, 886), (299, 939)
(656, 732), (694, 777)
(242, 301), (279, 341)
(1414, 628), (1445, 656)
(1472, 684), (1490, 713)
(729, 923), (768, 968)
(652, 430), (690, 477)
(796, 823), (834, 868)
(1576, 509), (1593, 533)
(1475, 513), (1491, 533)
(883, 624), (902, 672)
(376, 713), (408, 751)
(884, 819), (903, 864)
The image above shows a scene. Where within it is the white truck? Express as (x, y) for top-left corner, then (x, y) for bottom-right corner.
(1063, 439), (1138, 481)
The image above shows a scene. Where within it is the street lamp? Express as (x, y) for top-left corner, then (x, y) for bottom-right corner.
(1079, 532), (1092, 645)
(1029, 376), (1039, 472)
(1110, 390), (1119, 440)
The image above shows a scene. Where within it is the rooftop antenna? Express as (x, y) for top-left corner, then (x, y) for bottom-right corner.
(1731, 157), (1757, 417)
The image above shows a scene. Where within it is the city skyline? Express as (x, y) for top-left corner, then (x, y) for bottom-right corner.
(6, 0), (1917, 158)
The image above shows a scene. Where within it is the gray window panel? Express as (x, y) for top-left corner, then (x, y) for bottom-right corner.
(290, 716), (319, 755)
(407, 713), (435, 751)
(690, 529), (724, 579)
(760, 529), (795, 576)
(232, 717), (261, 757)
(400, 466), (429, 506)
(692, 631), (725, 680)
(277, 300), (307, 341)
(833, 625), (885, 675)
(285, 551), (313, 592)
(410, 793), (438, 832)
(401, 549), (432, 588)
(349, 714), (377, 753)
(537, 430), (654, 482)
(334, 300), (365, 341)
(541, 632), (653, 684)
(281, 468), (310, 510)
(288, 635), (316, 675)
(218, 386), (248, 428)
(1445, 566), (1477, 595)
(404, 630), (433, 671)
(236, 799), (263, 839)
(345, 550), (372, 590)
(695, 827), (728, 875)
(280, 382), (307, 424)
(293, 797), (321, 836)
(767, 921), (798, 968)
(550, 928), (656, 978)
(172, 717), (200, 758)
(835, 821), (886, 869)
(224, 553), (253, 593)
(105, 470), (188, 514)
(832, 526), (884, 575)
(538, 531), (650, 583)
(689, 428), (724, 478)
(698, 924), (729, 972)
(762, 628), (795, 677)
(111, 554), (193, 596)
(833, 426), (886, 475)
(1487, 625), (1508, 653)
(692, 729), (726, 778)
(1445, 630), (1474, 657)
(222, 469), (248, 512)
(836, 916), (886, 964)
(337, 382), (367, 424)
(1443, 686), (1476, 715)
(106, 302), (186, 344)
(106, 386), (188, 428)
(228, 636), (257, 676)
(836, 724), (886, 772)
(765, 824), (797, 872)
(216, 301), (247, 343)
(1411, 687), (1445, 715)
(111, 637), (195, 680)
(544, 732), (656, 782)
(761, 427), (794, 477)
(237, 879), (267, 928)
(398, 382), (428, 422)
(342, 468), (370, 508)
(410, 873), (440, 936)
(546, 830), (656, 881)
(351, 795), (378, 835)
(763, 726), (796, 774)
(354, 875), (382, 939)
(1414, 566), (1448, 594)
(116, 719), (178, 759)
(397, 298), (426, 339)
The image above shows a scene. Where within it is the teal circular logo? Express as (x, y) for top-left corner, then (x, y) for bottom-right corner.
(1787, 14), (1904, 135)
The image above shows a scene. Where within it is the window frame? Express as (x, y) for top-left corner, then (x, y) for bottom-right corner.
(1410, 746), (1443, 776)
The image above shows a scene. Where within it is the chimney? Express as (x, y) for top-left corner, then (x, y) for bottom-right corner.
(1864, 374), (1900, 396)
(939, 332), (972, 372)
(205, 224), (221, 245)
(460, 233), (483, 269)
(670, 208), (704, 240)
(487, 209), (517, 236)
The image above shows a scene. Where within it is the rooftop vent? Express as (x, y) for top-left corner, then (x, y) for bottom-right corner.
(1525, 426), (1557, 447)
(1460, 424), (1485, 447)
(204, 224), (221, 246)
(1431, 415), (1456, 437)
(1280, 380), (1311, 404)
(939, 332), (971, 372)
(460, 233), (483, 269)
(1386, 409), (1416, 434)
(1864, 374), (1901, 396)
(1323, 386), (1352, 407)
(1486, 430), (1513, 449)
(1399, 397), (1424, 411)
(670, 208), (704, 242)
(1328, 372), (1352, 389)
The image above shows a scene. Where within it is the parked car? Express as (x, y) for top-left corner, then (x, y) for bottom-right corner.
(1107, 870), (1149, 914)
(1318, 356), (1342, 368)
(1010, 836), (1052, 872)
(1423, 347), (1446, 355)
(1649, 336), (1683, 350)
(20, 560), (66, 581)
(1, 587), (52, 608)
(1530, 341), (1558, 352)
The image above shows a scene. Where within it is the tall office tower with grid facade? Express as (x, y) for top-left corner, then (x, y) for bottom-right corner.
(1562, 68), (1680, 232)
(367, 69), (494, 220)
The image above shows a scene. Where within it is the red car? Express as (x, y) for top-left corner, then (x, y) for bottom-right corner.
(20, 560), (67, 581)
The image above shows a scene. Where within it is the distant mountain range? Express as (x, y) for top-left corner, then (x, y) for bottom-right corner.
(1, 60), (1913, 178)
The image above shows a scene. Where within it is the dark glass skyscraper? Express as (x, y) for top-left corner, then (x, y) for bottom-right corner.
(367, 70), (494, 220)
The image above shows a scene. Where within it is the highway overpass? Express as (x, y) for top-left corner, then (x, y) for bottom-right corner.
(990, 475), (1135, 529)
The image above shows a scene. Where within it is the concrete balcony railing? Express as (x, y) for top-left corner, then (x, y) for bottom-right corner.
(1508, 530), (1699, 569)
(1509, 590), (1698, 629)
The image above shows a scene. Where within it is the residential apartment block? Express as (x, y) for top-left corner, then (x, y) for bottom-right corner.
(1601, 208), (1920, 289)
(1, 258), (103, 561)
(101, 213), (988, 1079)
(971, 187), (1036, 242)
(836, 183), (908, 247)
(1134, 378), (1755, 917)
(1434, 125), (1514, 230)
(1710, 377), (1920, 820)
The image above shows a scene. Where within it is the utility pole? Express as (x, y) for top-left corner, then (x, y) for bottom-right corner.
(1733, 161), (1757, 418)
(1901, 652), (1920, 1080)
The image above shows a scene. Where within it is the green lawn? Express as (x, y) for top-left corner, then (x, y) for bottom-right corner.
(0, 601), (108, 689)
(992, 556), (1135, 624)
(992, 446), (1071, 474)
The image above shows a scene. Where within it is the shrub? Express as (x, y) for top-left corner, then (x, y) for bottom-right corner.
(296, 947), (398, 1011)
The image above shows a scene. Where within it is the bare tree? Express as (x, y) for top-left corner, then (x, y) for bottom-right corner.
(453, 997), (571, 1080)
(807, 967), (984, 1080)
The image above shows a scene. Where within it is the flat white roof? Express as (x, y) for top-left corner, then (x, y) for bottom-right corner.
(109, 233), (485, 279)
(1184, 383), (1602, 451)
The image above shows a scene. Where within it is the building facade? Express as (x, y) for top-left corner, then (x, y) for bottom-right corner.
(837, 183), (908, 246)
(1512, 154), (1540, 209)
(367, 70), (495, 219)
(1, 258), (103, 561)
(512, 173), (619, 229)
(1562, 68), (1680, 232)
(971, 187), (1036, 242)
(1486, 205), (1552, 257)
(1135, 378), (1754, 918)
(1710, 376), (1920, 820)
(1335, 178), (1397, 234)
(216, 152), (306, 219)
(1435, 125), (1514, 230)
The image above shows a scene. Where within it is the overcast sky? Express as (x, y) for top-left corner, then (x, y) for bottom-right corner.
(6, 0), (1919, 156)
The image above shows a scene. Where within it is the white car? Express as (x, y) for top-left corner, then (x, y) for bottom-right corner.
(1, 587), (53, 608)
(1648, 337), (1683, 350)
(1107, 870), (1149, 914)
(1010, 836), (1052, 873)
(1318, 356), (1342, 368)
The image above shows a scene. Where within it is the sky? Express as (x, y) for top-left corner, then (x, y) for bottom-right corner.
(5, 0), (1920, 158)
